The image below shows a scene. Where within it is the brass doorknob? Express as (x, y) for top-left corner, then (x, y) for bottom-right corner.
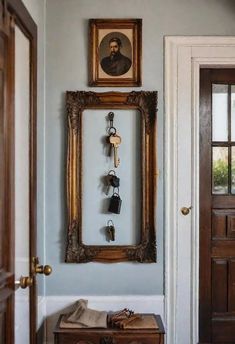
(35, 264), (52, 276)
(18, 276), (33, 289)
(32, 257), (52, 276)
(181, 206), (192, 216)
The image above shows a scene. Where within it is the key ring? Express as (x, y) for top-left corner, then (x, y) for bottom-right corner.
(108, 126), (116, 135)
(107, 219), (114, 227)
(108, 170), (116, 176)
(113, 187), (119, 194)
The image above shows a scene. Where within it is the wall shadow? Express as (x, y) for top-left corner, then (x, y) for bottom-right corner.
(45, 303), (76, 344)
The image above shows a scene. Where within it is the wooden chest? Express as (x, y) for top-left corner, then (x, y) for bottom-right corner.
(54, 314), (165, 344)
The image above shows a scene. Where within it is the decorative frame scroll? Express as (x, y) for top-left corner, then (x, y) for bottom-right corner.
(89, 19), (142, 87)
(65, 91), (157, 263)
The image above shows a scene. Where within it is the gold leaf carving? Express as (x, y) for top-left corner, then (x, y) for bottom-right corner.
(126, 226), (156, 263)
(126, 91), (157, 134)
(67, 91), (100, 133)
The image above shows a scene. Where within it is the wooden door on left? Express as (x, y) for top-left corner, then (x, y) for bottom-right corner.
(0, 1), (38, 343)
(0, 1), (14, 342)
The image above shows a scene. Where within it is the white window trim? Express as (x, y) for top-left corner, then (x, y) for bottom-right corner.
(164, 36), (235, 344)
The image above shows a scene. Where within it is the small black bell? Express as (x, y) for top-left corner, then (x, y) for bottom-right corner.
(108, 192), (122, 214)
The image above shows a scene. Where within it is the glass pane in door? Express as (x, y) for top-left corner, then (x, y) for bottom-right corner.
(14, 25), (30, 344)
(231, 147), (235, 194)
(212, 146), (228, 194)
(231, 85), (235, 141)
(212, 84), (228, 142)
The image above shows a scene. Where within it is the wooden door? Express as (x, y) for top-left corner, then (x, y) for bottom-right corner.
(0, 1), (37, 343)
(200, 69), (235, 343)
(0, 1), (14, 343)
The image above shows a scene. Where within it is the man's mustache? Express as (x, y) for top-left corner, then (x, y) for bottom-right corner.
(110, 51), (118, 58)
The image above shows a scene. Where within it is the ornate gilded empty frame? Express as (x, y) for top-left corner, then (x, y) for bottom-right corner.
(65, 91), (157, 263)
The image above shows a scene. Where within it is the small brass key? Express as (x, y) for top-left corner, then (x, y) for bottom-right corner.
(108, 226), (115, 241)
(109, 134), (121, 168)
(107, 220), (115, 242)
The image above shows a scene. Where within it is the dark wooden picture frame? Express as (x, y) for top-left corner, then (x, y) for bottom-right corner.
(89, 19), (142, 87)
(65, 91), (157, 263)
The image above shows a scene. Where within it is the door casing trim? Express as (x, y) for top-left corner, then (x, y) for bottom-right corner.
(164, 36), (235, 344)
(5, 1), (38, 343)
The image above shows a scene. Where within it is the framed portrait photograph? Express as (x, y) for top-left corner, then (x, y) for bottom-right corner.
(89, 19), (142, 87)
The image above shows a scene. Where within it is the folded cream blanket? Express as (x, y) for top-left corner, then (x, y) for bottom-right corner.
(60, 299), (107, 328)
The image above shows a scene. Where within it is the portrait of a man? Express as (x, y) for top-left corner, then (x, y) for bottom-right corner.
(89, 19), (142, 86)
(100, 37), (132, 76)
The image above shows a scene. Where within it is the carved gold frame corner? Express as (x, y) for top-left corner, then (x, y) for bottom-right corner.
(65, 91), (157, 263)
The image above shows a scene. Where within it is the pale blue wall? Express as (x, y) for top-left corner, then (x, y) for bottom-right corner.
(45, 0), (235, 295)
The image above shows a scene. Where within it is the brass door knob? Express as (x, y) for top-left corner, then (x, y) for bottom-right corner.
(32, 257), (52, 276)
(181, 206), (192, 216)
(18, 276), (33, 289)
(35, 264), (52, 276)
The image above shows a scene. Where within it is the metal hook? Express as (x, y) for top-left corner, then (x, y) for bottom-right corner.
(108, 170), (116, 176)
(107, 112), (115, 134)
(108, 111), (114, 122)
(107, 219), (114, 227)
(108, 126), (117, 135)
(112, 187), (120, 195)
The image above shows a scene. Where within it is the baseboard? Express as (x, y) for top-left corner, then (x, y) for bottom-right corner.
(45, 295), (165, 344)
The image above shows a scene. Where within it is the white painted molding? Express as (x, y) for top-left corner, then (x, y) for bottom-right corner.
(165, 36), (235, 344)
(37, 296), (47, 344)
(38, 296), (46, 328)
(44, 295), (164, 344)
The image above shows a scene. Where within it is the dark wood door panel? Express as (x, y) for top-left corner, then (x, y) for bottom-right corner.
(212, 259), (228, 313)
(212, 319), (235, 342)
(228, 260), (235, 311)
(227, 216), (235, 238)
(212, 241), (235, 257)
(213, 195), (235, 208)
(212, 211), (227, 238)
(200, 69), (235, 343)
(212, 209), (235, 238)
(212, 258), (235, 315)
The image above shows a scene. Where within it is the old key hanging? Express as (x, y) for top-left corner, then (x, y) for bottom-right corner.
(106, 220), (115, 242)
(107, 112), (122, 168)
(109, 134), (121, 168)
(106, 170), (120, 195)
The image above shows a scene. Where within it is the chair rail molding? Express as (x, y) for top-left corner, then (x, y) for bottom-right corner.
(164, 36), (235, 344)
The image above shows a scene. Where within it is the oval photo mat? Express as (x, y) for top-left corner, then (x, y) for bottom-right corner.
(99, 31), (132, 63)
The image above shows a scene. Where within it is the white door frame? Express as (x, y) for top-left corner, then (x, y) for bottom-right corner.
(164, 36), (235, 344)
